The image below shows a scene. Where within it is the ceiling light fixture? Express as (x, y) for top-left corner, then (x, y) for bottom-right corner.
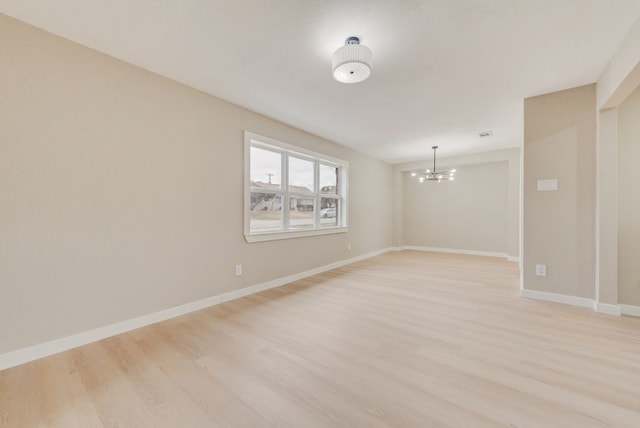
(411, 146), (456, 183)
(332, 36), (372, 84)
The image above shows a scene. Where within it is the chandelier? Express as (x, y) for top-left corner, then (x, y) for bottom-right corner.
(411, 146), (456, 182)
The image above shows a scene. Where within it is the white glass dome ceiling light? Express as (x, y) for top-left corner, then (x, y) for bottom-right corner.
(332, 36), (372, 83)
(411, 146), (456, 183)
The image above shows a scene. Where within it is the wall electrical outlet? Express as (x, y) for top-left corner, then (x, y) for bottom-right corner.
(535, 264), (547, 277)
(235, 264), (242, 276)
(347, 243), (351, 251)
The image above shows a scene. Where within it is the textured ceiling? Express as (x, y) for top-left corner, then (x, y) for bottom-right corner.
(1, 1), (640, 162)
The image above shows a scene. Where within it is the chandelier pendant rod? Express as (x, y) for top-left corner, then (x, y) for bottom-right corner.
(432, 146), (438, 174)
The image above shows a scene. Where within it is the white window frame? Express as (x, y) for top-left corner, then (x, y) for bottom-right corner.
(244, 131), (348, 243)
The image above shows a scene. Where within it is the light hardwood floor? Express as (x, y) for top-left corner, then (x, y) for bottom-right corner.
(2, 251), (640, 427)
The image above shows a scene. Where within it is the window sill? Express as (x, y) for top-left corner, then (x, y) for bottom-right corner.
(245, 227), (348, 243)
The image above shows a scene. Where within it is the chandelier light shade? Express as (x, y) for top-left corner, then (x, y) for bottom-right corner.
(411, 146), (456, 183)
(332, 36), (372, 84)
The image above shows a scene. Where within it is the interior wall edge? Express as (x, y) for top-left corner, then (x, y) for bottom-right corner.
(522, 289), (623, 317)
(619, 304), (640, 317)
(594, 303), (623, 316)
(521, 289), (595, 310)
(597, 15), (640, 109)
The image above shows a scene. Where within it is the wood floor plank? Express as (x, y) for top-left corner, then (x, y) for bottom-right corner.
(99, 335), (214, 427)
(37, 353), (102, 428)
(133, 328), (265, 427)
(69, 342), (159, 427)
(2, 250), (640, 427)
(0, 361), (46, 427)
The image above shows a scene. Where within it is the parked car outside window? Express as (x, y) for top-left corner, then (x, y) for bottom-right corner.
(320, 207), (336, 218)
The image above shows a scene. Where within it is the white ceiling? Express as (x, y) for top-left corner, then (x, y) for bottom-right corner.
(2, 1), (640, 163)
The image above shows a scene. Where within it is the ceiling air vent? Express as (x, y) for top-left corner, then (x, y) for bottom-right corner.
(478, 131), (493, 138)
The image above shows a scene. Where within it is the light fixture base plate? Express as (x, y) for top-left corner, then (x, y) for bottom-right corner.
(333, 62), (371, 84)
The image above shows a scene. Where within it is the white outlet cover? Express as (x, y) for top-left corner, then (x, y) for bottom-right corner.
(537, 179), (558, 191)
(535, 264), (547, 276)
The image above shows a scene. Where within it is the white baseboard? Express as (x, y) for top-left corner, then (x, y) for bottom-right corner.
(0, 294), (227, 372)
(0, 247), (395, 372)
(619, 304), (640, 317)
(595, 302), (622, 316)
(507, 256), (520, 263)
(521, 289), (594, 309)
(218, 247), (393, 303)
(521, 289), (626, 317)
(402, 245), (509, 259)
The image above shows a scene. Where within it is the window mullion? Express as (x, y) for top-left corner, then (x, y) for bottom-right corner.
(339, 166), (345, 227)
(314, 160), (320, 228)
(282, 151), (289, 231)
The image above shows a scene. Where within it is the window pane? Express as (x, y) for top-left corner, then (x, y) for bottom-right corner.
(250, 192), (282, 232)
(251, 146), (281, 189)
(320, 164), (338, 195)
(288, 156), (314, 193)
(289, 197), (315, 230)
(320, 198), (339, 227)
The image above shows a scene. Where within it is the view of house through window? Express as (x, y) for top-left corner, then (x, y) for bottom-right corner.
(246, 133), (347, 238)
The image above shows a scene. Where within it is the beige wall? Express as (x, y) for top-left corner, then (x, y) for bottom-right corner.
(402, 161), (508, 253)
(523, 84), (596, 298)
(618, 84), (640, 305)
(392, 169), (404, 248)
(395, 149), (520, 258)
(507, 150), (521, 260)
(0, 14), (393, 355)
(596, 108), (619, 305)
